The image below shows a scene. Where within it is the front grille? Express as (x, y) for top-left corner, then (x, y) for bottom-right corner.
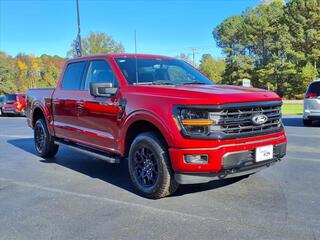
(209, 101), (283, 139)
(218, 105), (281, 134)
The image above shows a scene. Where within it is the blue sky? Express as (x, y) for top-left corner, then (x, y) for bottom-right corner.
(0, 0), (259, 62)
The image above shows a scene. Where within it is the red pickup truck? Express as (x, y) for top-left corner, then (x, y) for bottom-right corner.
(26, 54), (287, 198)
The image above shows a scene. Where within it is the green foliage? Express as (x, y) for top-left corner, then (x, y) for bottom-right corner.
(0, 51), (65, 94)
(198, 54), (225, 83)
(213, 0), (320, 98)
(68, 32), (125, 57)
(0, 52), (17, 94)
(301, 62), (318, 88)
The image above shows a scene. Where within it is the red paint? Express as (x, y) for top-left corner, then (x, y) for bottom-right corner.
(26, 54), (287, 174)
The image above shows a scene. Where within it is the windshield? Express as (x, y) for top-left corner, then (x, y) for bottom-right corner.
(6, 94), (17, 101)
(115, 58), (213, 85)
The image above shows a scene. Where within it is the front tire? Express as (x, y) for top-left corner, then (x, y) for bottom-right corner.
(34, 118), (59, 158)
(128, 132), (179, 199)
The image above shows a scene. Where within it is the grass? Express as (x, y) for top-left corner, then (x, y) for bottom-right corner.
(281, 103), (303, 115)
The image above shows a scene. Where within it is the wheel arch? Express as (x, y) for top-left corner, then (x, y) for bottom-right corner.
(121, 111), (174, 157)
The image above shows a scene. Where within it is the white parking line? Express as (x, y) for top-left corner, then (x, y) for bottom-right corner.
(0, 134), (33, 139)
(286, 156), (320, 163)
(286, 133), (320, 139)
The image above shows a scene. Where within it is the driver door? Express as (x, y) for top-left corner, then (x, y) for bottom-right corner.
(75, 59), (121, 153)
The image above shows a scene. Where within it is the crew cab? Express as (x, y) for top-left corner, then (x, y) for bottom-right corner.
(26, 54), (287, 198)
(3, 93), (26, 116)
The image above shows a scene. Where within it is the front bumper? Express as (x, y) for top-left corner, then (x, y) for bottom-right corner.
(169, 135), (287, 184)
(2, 108), (25, 115)
(304, 109), (320, 120)
(175, 158), (279, 184)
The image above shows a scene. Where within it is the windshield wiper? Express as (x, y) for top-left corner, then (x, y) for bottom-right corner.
(181, 81), (207, 85)
(133, 81), (175, 86)
(152, 80), (176, 85)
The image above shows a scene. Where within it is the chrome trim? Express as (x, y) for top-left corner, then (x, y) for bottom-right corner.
(53, 121), (114, 140)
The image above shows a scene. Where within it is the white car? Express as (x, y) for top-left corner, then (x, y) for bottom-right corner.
(303, 79), (320, 126)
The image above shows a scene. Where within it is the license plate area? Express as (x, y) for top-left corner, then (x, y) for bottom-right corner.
(255, 145), (273, 162)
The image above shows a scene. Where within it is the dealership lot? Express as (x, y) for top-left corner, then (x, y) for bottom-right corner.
(0, 116), (319, 240)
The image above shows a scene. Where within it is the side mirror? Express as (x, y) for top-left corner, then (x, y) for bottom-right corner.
(89, 82), (118, 97)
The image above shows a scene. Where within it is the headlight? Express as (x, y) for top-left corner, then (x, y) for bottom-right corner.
(176, 108), (219, 136)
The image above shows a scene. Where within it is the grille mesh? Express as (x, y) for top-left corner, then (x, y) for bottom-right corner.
(211, 104), (282, 136)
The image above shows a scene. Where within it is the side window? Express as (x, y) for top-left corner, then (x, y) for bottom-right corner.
(308, 82), (320, 95)
(62, 61), (87, 90)
(84, 60), (118, 90)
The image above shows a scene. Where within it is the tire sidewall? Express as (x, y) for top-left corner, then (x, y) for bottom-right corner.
(128, 134), (170, 197)
(34, 119), (49, 156)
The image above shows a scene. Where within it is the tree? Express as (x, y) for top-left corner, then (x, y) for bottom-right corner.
(198, 54), (225, 83)
(67, 32), (125, 57)
(301, 62), (318, 88)
(0, 52), (17, 94)
(213, 0), (320, 98)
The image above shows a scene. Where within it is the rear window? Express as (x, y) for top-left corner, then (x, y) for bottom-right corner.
(6, 94), (17, 101)
(62, 61), (87, 90)
(307, 82), (320, 95)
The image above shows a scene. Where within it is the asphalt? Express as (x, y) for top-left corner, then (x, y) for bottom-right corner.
(0, 116), (319, 240)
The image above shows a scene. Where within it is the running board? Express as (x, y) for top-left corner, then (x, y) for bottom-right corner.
(54, 140), (120, 164)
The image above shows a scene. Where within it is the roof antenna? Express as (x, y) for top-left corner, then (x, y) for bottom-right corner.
(135, 29), (139, 84)
(75, 0), (82, 57)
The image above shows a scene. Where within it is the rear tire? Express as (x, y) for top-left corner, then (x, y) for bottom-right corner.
(128, 132), (179, 199)
(303, 118), (313, 126)
(34, 118), (59, 158)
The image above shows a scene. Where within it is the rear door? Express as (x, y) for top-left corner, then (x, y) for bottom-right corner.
(52, 61), (88, 140)
(75, 59), (122, 153)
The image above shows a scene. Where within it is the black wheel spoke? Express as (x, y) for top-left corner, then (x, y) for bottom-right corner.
(133, 145), (158, 189)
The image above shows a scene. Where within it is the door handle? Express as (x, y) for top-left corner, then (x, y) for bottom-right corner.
(52, 99), (62, 105)
(76, 100), (84, 108)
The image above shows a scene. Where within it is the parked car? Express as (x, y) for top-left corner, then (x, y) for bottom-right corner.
(2, 93), (26, 116)
(26, 54), (287, 198)
(0, 95), (6, 116)
(303, 79), (320, 126)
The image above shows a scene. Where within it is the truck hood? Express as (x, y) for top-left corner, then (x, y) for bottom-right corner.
(128, 84), (281, 105)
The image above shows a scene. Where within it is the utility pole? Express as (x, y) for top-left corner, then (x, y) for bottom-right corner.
(75, 0), (82, 57)
(191, 48), (197, 66)
(134, 29), (137, 54)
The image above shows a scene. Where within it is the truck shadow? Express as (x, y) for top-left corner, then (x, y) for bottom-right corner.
(7, 138), (244, 197)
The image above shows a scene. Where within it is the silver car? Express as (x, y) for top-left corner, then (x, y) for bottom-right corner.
(303, 79), (320, 125)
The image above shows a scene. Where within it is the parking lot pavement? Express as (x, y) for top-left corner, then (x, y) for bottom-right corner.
(0, 116), (319, 240)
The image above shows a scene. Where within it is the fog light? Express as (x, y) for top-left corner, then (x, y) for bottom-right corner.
(184, 154), (208, 164)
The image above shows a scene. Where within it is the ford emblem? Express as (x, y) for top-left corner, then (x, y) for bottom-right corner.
(252, 114), (268, 125)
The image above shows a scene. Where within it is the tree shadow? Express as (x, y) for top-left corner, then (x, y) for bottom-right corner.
(7, 138), (244, 198)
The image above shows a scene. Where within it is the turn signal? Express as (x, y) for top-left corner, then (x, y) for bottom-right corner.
(181, 119), (213, 126)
